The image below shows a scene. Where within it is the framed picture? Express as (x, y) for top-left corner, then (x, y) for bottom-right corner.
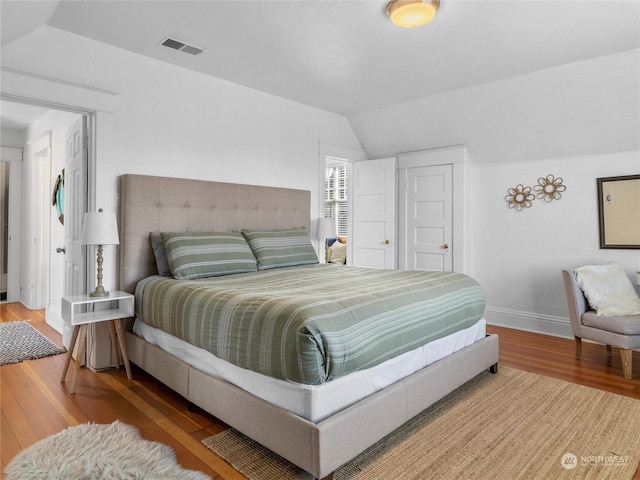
(597, 174), (640, 249)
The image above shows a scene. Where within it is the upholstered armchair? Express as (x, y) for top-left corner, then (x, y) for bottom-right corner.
(562, 268), (640, 380)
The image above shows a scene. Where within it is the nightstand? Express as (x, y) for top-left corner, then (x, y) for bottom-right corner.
(60, 291), (134, 394)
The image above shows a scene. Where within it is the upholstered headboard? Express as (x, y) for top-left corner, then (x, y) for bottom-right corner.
(119, 174), (311, 293)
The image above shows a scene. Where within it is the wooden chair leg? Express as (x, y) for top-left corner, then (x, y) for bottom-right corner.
(621, 349), (632, 380)
(574, 337), (582, 359)
(606, 345), (612, 357)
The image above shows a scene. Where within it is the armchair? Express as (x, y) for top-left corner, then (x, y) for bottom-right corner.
(562, 269), (640, 380)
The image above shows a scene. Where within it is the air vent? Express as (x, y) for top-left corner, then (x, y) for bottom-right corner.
(160, 37), (204, 56)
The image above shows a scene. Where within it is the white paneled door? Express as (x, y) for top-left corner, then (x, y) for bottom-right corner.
(61, 117), (88, 348)
(351, 158), (396, 269)
(399, 164), (453, 272)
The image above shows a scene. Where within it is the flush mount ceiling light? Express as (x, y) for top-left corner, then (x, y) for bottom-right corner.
(387, 0), (441, 28)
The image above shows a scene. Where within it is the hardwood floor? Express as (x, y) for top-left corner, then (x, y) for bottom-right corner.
(2, 302), (639, 479)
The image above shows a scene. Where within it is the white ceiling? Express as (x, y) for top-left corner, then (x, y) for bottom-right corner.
(2, 0), (639, 119)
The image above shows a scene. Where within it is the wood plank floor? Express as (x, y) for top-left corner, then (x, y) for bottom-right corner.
(2, 302), (639, 479)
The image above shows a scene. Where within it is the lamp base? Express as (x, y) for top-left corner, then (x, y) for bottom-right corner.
(89, 290), (110, 298)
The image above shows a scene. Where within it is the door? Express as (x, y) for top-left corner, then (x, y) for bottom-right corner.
(0, 163), (7, 299)
(1, 147), (22, 303)
(61, 117), (88, 348)
(351, 158), (396, 269)
(399, 164), (453, 271)
(21, 133), (51, 309)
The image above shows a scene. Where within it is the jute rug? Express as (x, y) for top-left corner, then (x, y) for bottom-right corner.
(0, 320), (65, 366)
(4, 420), (211, 480)
(203, 367), (640, 480)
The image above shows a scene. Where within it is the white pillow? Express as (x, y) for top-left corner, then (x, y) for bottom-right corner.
(575, 263), (640, 316)
(328, 241), (347, 264)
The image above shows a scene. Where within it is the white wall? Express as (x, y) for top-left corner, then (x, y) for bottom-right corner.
(1, 128), (26, 148)
(470, 151), (640, 337)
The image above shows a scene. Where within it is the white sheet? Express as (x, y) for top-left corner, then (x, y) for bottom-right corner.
(133, 317), (486, 422)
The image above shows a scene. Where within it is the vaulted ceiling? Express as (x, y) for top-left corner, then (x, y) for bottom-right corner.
(3, 0), (638, 117)
(1, 1), (639, 162)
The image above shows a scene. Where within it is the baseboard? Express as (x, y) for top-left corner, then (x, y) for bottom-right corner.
(485, 306), (572, 339)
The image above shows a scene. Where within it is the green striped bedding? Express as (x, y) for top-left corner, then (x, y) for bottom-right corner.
(139, 264), (485, 385)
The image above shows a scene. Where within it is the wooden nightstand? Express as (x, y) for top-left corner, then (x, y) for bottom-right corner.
(60, 291), (134, 394)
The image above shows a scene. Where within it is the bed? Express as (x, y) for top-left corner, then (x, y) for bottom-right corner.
(119, 174), (499, 480)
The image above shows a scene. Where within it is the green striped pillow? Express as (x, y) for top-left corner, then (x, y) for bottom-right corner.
(241, 228), (318, 270)
(161, 232), (258, 280)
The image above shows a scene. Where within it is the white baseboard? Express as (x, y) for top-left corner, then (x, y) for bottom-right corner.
(485, 306), (573, 339)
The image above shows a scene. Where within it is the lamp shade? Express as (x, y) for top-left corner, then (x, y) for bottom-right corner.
(387, 0), (440, 28)
(317, 217), (337, 240)
(81, 211), (120, 246)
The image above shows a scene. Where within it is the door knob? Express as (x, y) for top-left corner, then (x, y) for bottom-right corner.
(443, 243), (449, 249)
(384, 239), (390, 245)
(56, 247), (66, 254)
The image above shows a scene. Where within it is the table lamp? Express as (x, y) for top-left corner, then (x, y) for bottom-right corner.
(81, 209), (120, 297)
(317, 217), (337, 262)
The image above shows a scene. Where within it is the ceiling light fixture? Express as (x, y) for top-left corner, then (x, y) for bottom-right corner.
(387, 0), (441, 28)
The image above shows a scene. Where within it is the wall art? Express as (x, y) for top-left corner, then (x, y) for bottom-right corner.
(534, 174), (566, 203)
(505, 184), (534, 211)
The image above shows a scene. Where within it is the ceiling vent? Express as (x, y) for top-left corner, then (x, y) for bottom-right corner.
(160, 37), (204, 56)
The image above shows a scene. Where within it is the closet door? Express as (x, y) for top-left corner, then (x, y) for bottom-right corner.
(399, 164), (453, 272)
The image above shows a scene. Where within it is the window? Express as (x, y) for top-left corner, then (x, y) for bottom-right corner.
(325, 161), (348, 237)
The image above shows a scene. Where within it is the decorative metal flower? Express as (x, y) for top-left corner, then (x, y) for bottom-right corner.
(505, 184), (535, 211)
(534, 174), (566, 202)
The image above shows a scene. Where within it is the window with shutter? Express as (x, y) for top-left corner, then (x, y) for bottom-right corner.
(325, 161), (348, 238)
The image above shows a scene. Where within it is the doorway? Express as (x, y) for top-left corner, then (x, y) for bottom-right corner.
(0, 98), (91, 334)
(0, 146), (23, 304)
(28, 132), (52, 310)
(0, 162), (8, 302)
(351, 158), (397, 269)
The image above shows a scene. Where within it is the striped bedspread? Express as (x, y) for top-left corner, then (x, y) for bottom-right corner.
(138, 264), (485, 385)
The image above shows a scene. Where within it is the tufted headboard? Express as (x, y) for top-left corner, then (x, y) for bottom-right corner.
(119, 174), (311, 293)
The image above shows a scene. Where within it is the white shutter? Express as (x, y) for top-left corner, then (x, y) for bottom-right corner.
(325, 165), (349, 237)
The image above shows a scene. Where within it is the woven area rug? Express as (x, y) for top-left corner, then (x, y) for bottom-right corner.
(4, 420), (211, 480)
(203, 367), (640, 480)
(0, 320), (65, 366)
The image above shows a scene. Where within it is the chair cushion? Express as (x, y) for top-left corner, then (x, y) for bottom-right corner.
(582, 311), (640, 336)
(575, 263), (640, 316)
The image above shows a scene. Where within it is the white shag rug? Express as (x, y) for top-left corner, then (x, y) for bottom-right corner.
(4, 420), (211, 480)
